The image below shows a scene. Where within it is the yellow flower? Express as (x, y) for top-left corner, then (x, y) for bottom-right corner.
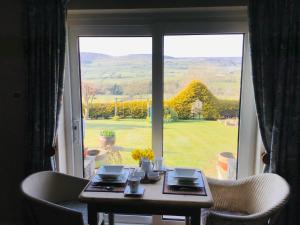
(131, 148), (155, 161)
(131, 149), (142, 161)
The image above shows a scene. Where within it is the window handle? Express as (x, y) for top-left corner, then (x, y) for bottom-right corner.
(72, 119), (80, 144)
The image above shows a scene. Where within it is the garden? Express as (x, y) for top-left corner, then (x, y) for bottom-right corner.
(83, 80), (240, 178)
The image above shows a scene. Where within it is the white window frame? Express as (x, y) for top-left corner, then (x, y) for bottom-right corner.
(65, 7), (256, 179)
(62, 6), (257, 225)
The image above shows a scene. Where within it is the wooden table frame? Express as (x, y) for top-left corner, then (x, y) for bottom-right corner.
(79, 173), (213, 225)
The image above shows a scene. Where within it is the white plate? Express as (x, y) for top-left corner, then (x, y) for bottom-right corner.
(98, 165), (124, 179)
(173, 168), (198, 181)
(93, 169), (129, 184)
(167, 171), (204, 188)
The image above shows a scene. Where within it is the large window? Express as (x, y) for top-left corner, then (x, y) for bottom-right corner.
(66, 9), (256, 181)
(163, 35), (243, 178)
(79, 37), (152, 167)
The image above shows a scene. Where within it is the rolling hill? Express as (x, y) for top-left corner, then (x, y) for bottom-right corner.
(79, 52), (242, 100)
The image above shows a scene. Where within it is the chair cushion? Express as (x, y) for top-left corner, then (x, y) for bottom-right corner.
(201, 209), (248, 225)
(58, 200), (88, 225)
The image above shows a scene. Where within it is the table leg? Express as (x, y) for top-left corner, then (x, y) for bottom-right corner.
(185, 216), (190, 225)
(87, 204), (98, 225)
(108, 213), (114, 225)
(190, 211), (201, 225)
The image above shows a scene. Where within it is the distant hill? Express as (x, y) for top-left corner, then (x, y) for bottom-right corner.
(80, 52), (111, 64)
(79, 52), (242, 100)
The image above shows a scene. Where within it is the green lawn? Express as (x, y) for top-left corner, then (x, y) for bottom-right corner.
(84, 119), (238, 178)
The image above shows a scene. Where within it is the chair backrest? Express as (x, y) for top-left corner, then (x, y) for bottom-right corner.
(208, 173), (290, 224)
(244, 173), (290, 216)
(21, 171), (88, 225)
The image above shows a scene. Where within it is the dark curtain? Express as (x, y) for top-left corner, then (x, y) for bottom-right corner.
(248, 0), (300, 224)
(25, 0), (68, 173)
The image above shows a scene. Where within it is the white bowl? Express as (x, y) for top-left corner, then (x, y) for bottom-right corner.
(98, 165), (124, 179)
(173, 168), (197, 180)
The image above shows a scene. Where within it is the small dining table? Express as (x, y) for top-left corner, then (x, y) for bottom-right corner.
(79, 171), (213, 225)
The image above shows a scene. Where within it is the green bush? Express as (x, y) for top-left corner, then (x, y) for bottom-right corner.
(89, 103), (114, 119)
(90, 100), (149, 119)
(88, 80), (238, 121)
(164, 107), (179, 122)
(100, 130), (115, 137)
(168, 80), (220, 120)
(217, 99), (240, 118)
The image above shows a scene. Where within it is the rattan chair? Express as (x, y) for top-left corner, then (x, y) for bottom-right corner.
(202, 173), (290, 225)
(21, 171), (90, 225)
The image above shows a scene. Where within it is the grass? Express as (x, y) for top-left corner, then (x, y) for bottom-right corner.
(84, 119), (238, 178)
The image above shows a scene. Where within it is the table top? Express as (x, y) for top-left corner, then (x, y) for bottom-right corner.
(79, 171), (213, 210)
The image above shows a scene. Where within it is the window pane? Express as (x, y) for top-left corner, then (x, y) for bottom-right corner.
(163, 35), (243, 179)
(79, 37), (152, 173)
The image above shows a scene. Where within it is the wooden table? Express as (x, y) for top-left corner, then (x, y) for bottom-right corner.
(79, 173), (213, 225)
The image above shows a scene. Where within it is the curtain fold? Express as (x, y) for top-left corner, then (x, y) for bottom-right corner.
(25, 0), (68, 173)
(248, 0), (300, 224)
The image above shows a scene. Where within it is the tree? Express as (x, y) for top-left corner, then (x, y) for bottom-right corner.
(191, 99), (203, 119)
(82, 82), (97, 119)
(110, 84), (123, 95)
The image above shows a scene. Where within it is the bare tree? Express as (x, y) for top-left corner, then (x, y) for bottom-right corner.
(82, 82), (97, 119)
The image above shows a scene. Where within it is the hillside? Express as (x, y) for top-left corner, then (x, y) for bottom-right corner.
(79, 52), (242, 100)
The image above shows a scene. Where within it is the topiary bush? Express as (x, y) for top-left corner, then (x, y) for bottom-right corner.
(168, 80), (220, 120)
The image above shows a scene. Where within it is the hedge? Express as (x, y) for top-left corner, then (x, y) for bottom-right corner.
(87, 80), (239, 120)
(89, 101), (149, 119)
(167, 80), (220, 120)
(217, 99), (240, 118)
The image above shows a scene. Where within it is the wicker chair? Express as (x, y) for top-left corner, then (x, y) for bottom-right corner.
(203, 173), (290, 225)
(21, 171), (90, 225)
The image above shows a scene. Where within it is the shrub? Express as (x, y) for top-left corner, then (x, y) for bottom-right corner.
(168, 80), (220, 120)
(217, 99), (240, 118)
(164, 107), (178, 122)
(100, 130), (115, 137)
(89, 100), (149, 119)
(89, 103), (114, 119)
(88, 80), (238, 121)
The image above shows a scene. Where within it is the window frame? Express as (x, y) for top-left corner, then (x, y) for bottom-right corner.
(64, 7), (256, 179)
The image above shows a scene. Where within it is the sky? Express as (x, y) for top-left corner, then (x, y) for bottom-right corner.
(79, 34), (244, 57)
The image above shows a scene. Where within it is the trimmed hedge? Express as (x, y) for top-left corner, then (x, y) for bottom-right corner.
(89, 101), (149, 119)
(217, 99), (240, 118)
(88, 80), (239, 121)
(167, 80), (220, 120)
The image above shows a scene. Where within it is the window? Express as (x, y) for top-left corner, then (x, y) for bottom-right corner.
(65, 8), (256, 182)
(163, 34), (243, 178)
(79, 37), (152, 168)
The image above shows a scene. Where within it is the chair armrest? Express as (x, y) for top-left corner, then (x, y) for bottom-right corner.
(205, 211), (269, 225)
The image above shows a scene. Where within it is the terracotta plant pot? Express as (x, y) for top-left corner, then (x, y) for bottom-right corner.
(99, 135), (116, 147)
(217, 152), (236, 179)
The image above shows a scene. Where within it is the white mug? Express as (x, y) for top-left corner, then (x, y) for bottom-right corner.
(127, 175), (141, 193)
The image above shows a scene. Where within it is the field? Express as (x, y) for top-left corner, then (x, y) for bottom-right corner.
(80, 53), (242, 101)
(84, 119), (238, 178)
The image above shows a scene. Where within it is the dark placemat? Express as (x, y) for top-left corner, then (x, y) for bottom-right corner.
(84, 168), (133, 193)
(163, 170), (207, 196)
(84, 183), (126, 193)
